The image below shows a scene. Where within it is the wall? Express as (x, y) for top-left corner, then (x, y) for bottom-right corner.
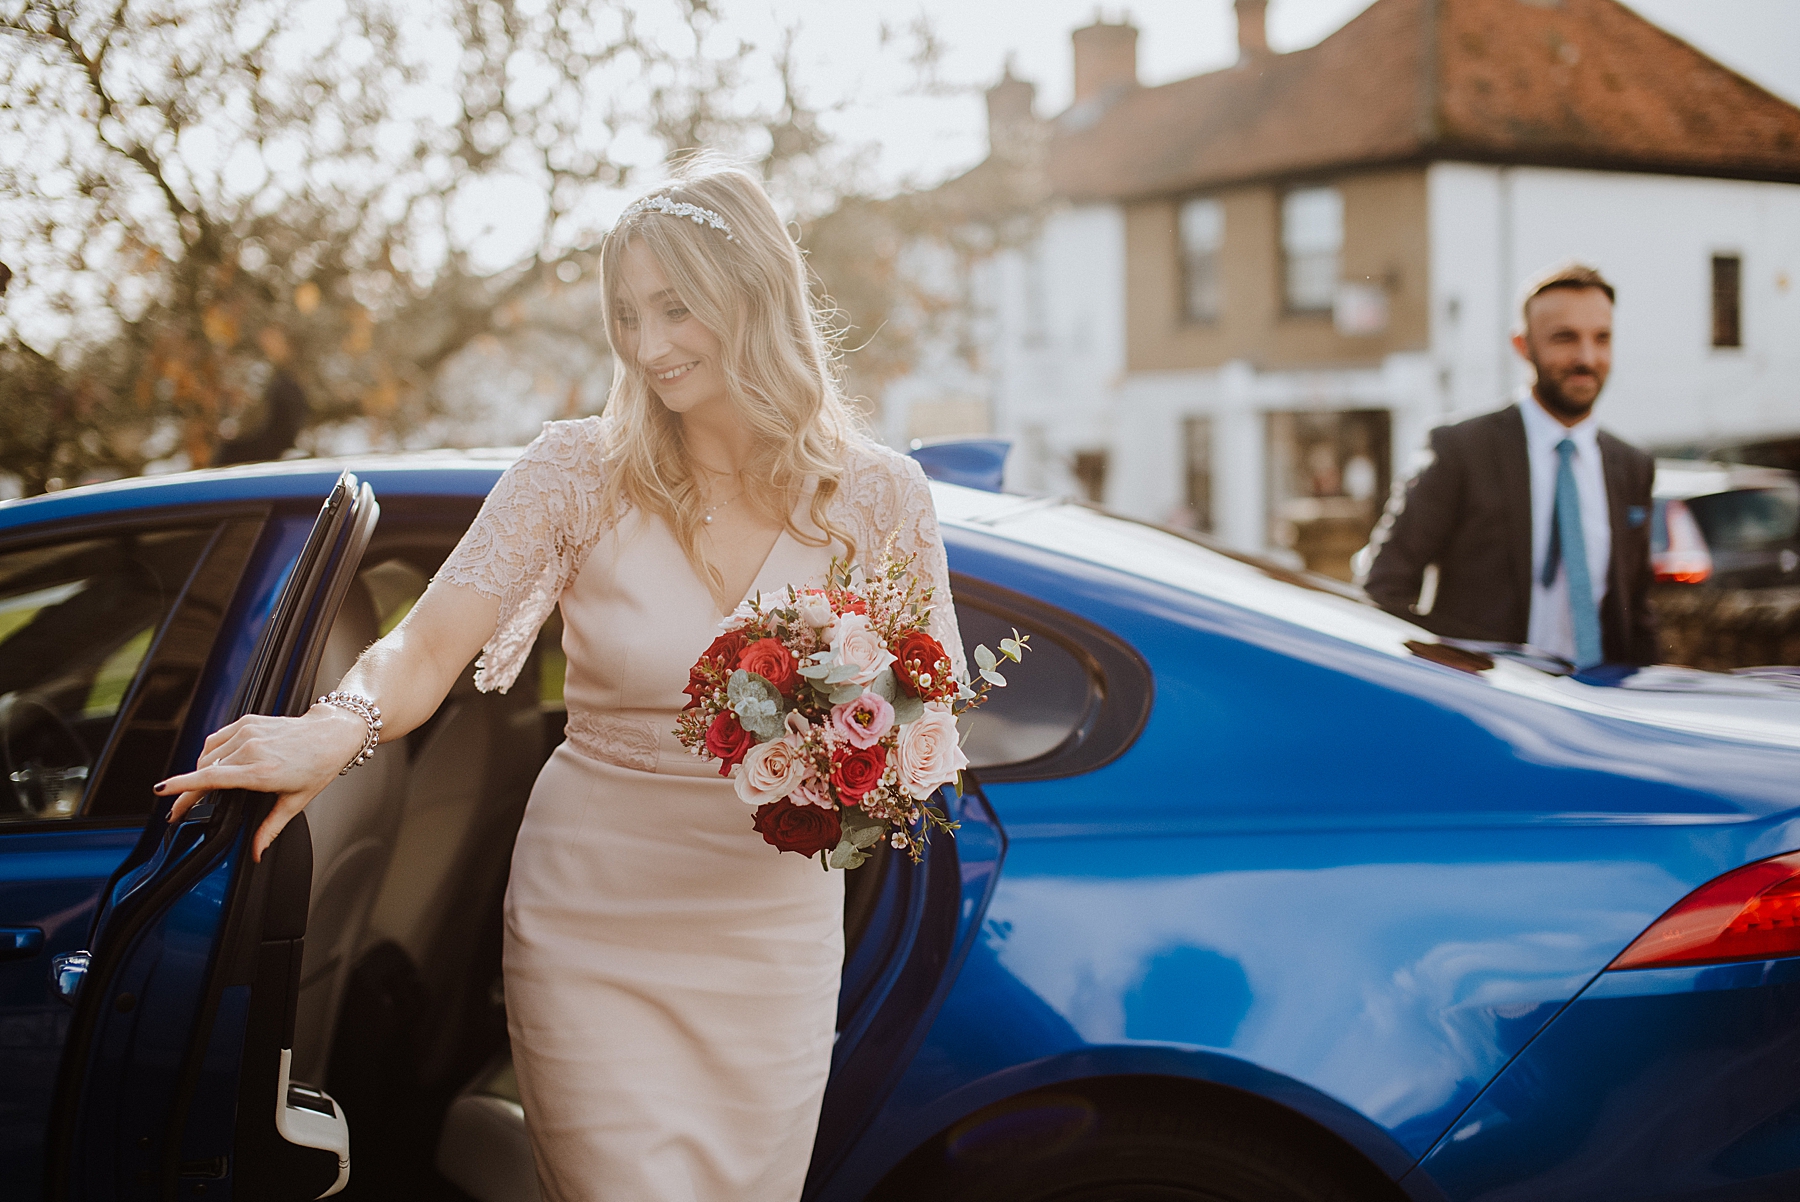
(965, 203), (1129, 497)
(1428, 163), (1800, 447)
(1124, 168), (1432, 373)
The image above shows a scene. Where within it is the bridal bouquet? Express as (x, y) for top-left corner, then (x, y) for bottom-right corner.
(675, 551), (1026, 870)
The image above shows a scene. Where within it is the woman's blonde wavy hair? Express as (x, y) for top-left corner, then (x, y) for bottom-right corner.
(597, 162), (860, 591)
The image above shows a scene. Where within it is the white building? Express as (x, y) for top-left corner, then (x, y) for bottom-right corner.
(882, 0), (1800, 580)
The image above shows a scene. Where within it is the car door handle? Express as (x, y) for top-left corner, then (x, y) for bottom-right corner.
(49, 950), (90, 1004)
(1, 927), (43, 960)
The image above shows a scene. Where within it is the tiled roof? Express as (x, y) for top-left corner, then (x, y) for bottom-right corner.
(1049, 0), (1800, 201)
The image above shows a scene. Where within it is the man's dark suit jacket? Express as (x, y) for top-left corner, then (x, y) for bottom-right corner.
(1364, 404), (1658, 665)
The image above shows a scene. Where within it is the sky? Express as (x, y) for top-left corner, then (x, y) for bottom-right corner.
(748, 0), (1800, 192)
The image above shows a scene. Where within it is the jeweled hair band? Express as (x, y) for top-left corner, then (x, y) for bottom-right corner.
(619, 195), (735, 242)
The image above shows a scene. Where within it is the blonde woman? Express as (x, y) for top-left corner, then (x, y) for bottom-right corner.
(157, 163), (966, 1201)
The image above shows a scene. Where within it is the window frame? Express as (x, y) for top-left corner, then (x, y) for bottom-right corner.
(1711, 252), (1743, 350)
(1178, 194), (1226, 325)
(1280, 183), (1344, 316)
(0, 504), (268, 831)
(950, 573), (1152, 783)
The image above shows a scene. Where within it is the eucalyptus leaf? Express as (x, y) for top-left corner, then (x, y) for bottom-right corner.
(828, 838), (870, 870)
(1000, 638), (1022, 659)
(797, 663), (832, 680)
(981, 668), (1007, 687)
(868, 667), (898, 702)
(840, 806), (884, 836)
(824, 663), (860, 684)
(828, 682), (865, 706)
(974, 644), (997, 671)
(890, 692), (925, 726)
(727, 669), (787, 742)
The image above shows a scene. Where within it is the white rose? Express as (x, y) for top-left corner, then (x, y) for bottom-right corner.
(896, 703), (969, 800)
(827, 613), (897, 687)
(734, 734), (812, 806)
(795, 589), (834, 629)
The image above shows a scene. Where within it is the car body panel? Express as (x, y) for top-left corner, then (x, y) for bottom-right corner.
(0, 826), (139, 1186)
(6, 457), (1800, 1201)
(1413, 956), (1800, 1200)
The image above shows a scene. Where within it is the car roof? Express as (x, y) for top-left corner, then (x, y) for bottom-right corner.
(937, 485), (1800, 748)
(0, 449), (518, 532)
(1654, 459), (1800, 501)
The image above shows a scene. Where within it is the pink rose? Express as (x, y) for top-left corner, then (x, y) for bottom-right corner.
(896, 703), (968, 800)
(733, 733), (813, 806)
(826, 613), (897, 687)
(830, 693), (894, 749)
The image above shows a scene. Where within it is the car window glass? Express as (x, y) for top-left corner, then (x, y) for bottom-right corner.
(0, 527), (213, 822)
(1687, 489), (1800, 552)
(955, 601), (1094, 768)
(361, 557), (430, 635)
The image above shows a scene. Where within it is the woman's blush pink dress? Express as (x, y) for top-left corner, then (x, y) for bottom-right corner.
(435, 418), (965, 1202)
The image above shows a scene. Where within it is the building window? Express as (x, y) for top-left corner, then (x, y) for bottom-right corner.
(1183, 416), (1213, 532)
(1282, 186), (1343, 313)
(1179, 197), (1224, 323)
(1712, 254), (1742, 348)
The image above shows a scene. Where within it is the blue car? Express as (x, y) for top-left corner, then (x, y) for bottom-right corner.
(4, 450), (1800, 1202)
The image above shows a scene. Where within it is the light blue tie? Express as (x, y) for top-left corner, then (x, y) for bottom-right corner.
(1551, 438), (1604, 668)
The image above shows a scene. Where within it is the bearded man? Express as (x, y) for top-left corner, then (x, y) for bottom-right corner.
(1364, 264), (1657, 668)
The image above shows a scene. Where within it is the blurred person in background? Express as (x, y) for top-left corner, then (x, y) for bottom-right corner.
(1364, 264), (1657, 668)
(215, 325), (309, 465)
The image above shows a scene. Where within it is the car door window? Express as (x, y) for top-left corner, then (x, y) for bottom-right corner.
(956, 600), (1095, 768)
(0, 526), (214, 822)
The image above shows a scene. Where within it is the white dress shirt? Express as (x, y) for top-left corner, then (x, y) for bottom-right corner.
(1519, 395), (1611, 661)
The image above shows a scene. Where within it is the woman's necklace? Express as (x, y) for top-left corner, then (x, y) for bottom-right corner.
(702, 488), (743, 526)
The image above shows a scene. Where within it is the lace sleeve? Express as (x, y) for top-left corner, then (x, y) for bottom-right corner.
(892, 455), (969, 685)
(435, 418), (617, 693)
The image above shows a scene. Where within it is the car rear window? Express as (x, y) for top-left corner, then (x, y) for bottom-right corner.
(1686, 488), (1800, 552)
(956, 599), (1095, 768)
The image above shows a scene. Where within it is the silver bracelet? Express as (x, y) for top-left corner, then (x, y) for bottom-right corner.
(317, 691), (382, 775)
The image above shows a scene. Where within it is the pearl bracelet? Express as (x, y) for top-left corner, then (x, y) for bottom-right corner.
(317, 691), (383, 775)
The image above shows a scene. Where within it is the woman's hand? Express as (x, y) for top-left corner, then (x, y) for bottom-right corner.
(155, 705), (371, 862)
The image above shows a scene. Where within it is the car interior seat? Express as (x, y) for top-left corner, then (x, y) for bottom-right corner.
(361, 645), (544, 1082)
(289, 577), (408, 1086)
(436, 1054), (541, 1202)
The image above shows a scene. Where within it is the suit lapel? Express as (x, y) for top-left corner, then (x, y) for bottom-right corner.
(1496, 406), (1533, 607)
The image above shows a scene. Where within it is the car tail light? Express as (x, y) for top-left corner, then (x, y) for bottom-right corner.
(1612, 852), (1800, 970)
(1653, 499), (1712, 583)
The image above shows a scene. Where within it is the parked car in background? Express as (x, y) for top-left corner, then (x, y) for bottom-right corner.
(1653, 459), (1800, 588)
(5, 451), (1800, 1202)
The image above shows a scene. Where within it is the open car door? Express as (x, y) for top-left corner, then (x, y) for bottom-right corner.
(45, 472), (378, 1201)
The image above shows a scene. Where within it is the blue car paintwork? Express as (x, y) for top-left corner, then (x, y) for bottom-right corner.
(1414, 957), (1800, 1199)
(0, 827), (140, 1181)
(5, 458), (1800, 1200)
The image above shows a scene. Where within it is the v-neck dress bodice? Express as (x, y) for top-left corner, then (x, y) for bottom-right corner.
(433, 418), (964, 1202)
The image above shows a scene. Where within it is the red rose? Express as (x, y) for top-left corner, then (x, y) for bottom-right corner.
(752, 799), (842, 857)
(893, 630), (952, 698)
(830, 744), (887, 802)
(685, 630), (749, 708)
(738, 637), (800, 695)
(704, 711), (755, 775)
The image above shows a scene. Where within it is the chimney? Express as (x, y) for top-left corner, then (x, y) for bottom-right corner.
(985, 62), (1038, 157)
(1071, 20), (1138, 105)
(1236, 0), (1269, 60)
